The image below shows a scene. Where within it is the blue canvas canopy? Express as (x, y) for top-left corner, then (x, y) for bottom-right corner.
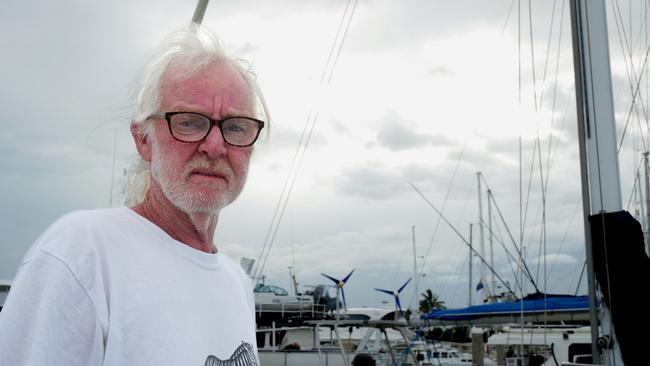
(423, 294), (590, 325)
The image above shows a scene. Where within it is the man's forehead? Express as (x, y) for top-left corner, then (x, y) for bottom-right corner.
(159, 61), (255, 116)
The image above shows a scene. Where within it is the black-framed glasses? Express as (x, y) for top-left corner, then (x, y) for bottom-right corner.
(147, 112), (265, 147)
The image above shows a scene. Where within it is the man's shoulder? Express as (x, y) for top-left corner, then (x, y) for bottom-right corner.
(218, 253), (251, 281)
(28, 208), (133, 258)
(219, 253), (244, 272)
(54, 207), (129, 227)
(45, 207), (137, 236)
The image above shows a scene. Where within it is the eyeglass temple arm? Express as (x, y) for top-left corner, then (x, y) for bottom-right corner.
(147, 112), (166, 120)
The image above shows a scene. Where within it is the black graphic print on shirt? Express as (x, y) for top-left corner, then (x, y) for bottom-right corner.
(204, 342), (258, 366)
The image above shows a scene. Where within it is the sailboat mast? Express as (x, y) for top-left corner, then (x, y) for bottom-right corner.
(476, 172), (488, 301)
(639, 151), (650, 255)
(487, 189), (495, 299)
(570, 0), (623, 363)
(469, 223), (473, 306)
(412, 225), (418, 309)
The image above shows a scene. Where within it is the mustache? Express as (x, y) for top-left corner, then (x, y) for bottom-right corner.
(184, 159), (234, 180)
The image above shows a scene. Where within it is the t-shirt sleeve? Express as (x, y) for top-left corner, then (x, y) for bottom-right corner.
(0, 250), (104, 365)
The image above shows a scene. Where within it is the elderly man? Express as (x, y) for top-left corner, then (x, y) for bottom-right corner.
(0, 25), (265, 366)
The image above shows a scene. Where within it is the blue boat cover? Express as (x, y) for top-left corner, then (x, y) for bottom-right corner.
(423, 295), (590, 321)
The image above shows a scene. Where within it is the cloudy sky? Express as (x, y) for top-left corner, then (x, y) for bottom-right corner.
(2, 0), (647, 309)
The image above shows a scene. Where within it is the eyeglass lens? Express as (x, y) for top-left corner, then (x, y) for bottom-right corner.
(169, 113), (259, 145)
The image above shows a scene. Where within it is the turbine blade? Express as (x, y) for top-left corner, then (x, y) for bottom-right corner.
(374, 288), (393, 295)
(396, 297), (402, 313)
(342, 269), (355, 283)
(321, 273), (339, 284)
(341, 288), (348, 311)
(398, 278), (412, 293)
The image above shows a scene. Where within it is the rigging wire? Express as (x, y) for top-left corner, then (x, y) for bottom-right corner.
(611, 0), (650, 153)
(519, 0), (522, 104)
(520, 137), (539, 257)
(528, 0), (539, 113)
(537, 133), (549, 333)
(484, 192), (526, 291)
(537, 0), (559, 112)
(544, 0), (567, 193)
(438, 175), (481, 307)
(522, 0), (566, 301)
(625, 156), (646, 210)
(547, 198), (582, 277)
(530, 0), (589, 304)
(445, 249), (471, 307)
(481, 174), (539, 292)
(253, 0), (359, 280)
(500, 0), (517, 38)
(411, 183), (516, 295)
(327, 0), (358, 84)
(533, 138), (548, 297)
(321, 0), (354, 82)
(412, 140), (468, 304)
(574, 259), (587, 296)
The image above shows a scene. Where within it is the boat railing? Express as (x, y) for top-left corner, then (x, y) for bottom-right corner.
(255, 302), (330, 319)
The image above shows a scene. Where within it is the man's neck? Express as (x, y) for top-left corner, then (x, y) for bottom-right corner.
(132, 183), (219, 253)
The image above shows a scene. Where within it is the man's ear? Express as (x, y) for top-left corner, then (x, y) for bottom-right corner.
(131, 121), (152, 162)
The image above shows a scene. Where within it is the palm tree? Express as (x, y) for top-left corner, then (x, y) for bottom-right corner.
(419, 289), (446, 313)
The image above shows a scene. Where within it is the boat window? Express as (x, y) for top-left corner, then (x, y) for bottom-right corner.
(254, 284), (271, 293)
(346, 314), (371, 321)
(269, 285), (289, 296)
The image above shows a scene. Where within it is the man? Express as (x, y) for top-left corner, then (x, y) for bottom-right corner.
(0, 25), (266, 366)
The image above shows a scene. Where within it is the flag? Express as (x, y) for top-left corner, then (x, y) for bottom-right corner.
(476, 281), (484, 291)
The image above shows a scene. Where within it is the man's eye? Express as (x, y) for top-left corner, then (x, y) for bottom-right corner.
(179, 120), (199, 127)
(174, 118), (204, 129)
(225, 123), (245, 132)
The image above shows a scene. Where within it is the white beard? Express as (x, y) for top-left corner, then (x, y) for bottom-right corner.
(149, 139), (249, 214)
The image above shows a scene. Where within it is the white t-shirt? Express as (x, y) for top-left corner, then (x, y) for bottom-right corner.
(0, 207), (259, 366)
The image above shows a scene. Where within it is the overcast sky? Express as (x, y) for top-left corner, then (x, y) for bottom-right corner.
(2, 0), (647, 309)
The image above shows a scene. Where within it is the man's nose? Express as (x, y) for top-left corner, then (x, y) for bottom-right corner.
(197, 126), (228, 158)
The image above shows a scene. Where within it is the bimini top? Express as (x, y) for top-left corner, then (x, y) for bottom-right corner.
(423, 293), (590, 325)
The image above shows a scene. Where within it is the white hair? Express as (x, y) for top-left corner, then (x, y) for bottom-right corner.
(123, 24), (269, 205)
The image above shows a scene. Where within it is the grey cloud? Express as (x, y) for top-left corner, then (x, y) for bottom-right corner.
(236, 42), (261, 58)
(335, 161), (464, 201)
(376, 118), (452, 151)
(445, 146), (508, 173)
(429, 66), (455, 76)
(329, 118), (352, 136)
(345, 1), (520, 54)
(336, 163), (407, 200)
(260, 123), (327, 157)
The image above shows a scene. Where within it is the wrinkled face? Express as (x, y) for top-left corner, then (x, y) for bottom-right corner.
(144, 61), (255, 214)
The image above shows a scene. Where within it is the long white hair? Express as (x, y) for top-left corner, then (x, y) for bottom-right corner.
(122, 24), (269, 206)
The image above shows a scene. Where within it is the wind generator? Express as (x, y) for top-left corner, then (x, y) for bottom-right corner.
(374, 278), (411, 321)
(321, 269), (355, 321)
